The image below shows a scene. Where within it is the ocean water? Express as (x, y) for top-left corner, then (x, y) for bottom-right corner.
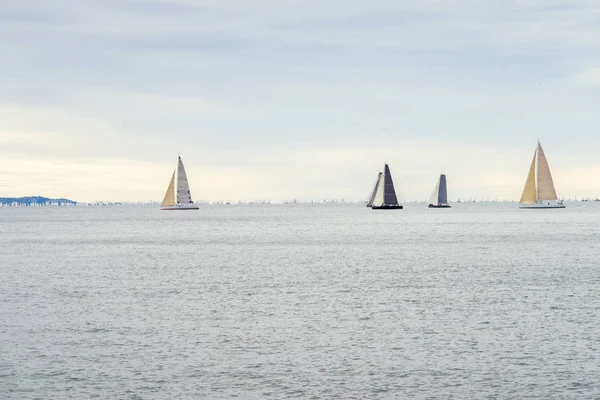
(1, 202), (600, 399)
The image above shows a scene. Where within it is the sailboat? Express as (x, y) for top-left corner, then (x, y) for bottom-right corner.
(519, 141), (565, 209)
(428, 174), (451, 208)
(369, 163), (403, 210)
(161, 156), (200, 210)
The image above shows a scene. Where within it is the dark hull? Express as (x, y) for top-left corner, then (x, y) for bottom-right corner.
(518, 205), (566, 209)
(428, 204), (451, 208)
(371, 205), (403, 210)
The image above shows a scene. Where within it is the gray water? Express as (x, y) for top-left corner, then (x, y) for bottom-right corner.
(1, 203), (600, 399)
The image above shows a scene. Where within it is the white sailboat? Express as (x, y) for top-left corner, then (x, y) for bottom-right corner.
(369, 163), (403, 210)
(428, 174), (451, 208)
(161, 156), (199, 210)
(519, 141), (565, 209)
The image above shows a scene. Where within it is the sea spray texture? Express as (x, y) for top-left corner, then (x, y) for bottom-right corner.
(1, 203), (599, 398)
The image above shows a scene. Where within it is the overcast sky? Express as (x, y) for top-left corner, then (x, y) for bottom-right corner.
(1, 0), (600, 202)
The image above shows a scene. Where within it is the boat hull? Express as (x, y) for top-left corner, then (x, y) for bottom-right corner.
(371, 205), (403, 210)
(519, 201), (565, 209)
(161, 205), (199, 210)
(428, 204), (451, 208)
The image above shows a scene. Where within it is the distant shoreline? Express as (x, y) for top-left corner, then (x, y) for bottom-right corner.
(0, 196), (77, 207)
(1, 198), (596, 208)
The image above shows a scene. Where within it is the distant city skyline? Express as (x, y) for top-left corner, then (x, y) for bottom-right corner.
(2, 1), (600, 202)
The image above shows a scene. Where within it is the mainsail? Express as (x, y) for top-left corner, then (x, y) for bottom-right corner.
(383, 164), (399, 206)
(537, 143), (558, 201)
(176, 156), (193, 204)
(161, 171), (176, 207)
(438, 174), (448, 205)
(367, 172), (382, 207)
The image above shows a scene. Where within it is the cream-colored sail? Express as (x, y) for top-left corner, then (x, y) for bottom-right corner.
(520, 150), (537, 204)
(161, 171), (176, 207)
(536, 143), (558, 200)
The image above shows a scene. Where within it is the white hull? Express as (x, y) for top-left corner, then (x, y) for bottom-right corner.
(161, 204), (199, 211)
(519, 201), (565, 209)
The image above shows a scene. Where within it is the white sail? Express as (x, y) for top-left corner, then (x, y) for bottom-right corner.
(367, 172), (382, 207)
(428, 177), (441, 205)
(176, 156), (193, 204)
(371, 169), (386, 207)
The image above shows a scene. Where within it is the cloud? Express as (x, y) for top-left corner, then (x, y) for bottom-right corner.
(0, 139), (530, 202)
(572, 67), (600, 86)
(2, 0), (600, 200)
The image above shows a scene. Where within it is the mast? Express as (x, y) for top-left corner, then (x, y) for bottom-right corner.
(535, 142), (539, 201)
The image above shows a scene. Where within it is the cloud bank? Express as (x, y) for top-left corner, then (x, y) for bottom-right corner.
(1, 0), (600, 201)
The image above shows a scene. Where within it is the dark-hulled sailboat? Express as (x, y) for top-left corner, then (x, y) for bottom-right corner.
(428, 174), (451, 208)
(368, 163), (403, 210)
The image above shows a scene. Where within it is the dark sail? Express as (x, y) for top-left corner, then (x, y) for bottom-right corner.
(438, 174), (448, 205)
(383, 164), (399, 205)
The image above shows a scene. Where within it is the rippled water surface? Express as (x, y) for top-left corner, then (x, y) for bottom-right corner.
(2, 203), (600, 399)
